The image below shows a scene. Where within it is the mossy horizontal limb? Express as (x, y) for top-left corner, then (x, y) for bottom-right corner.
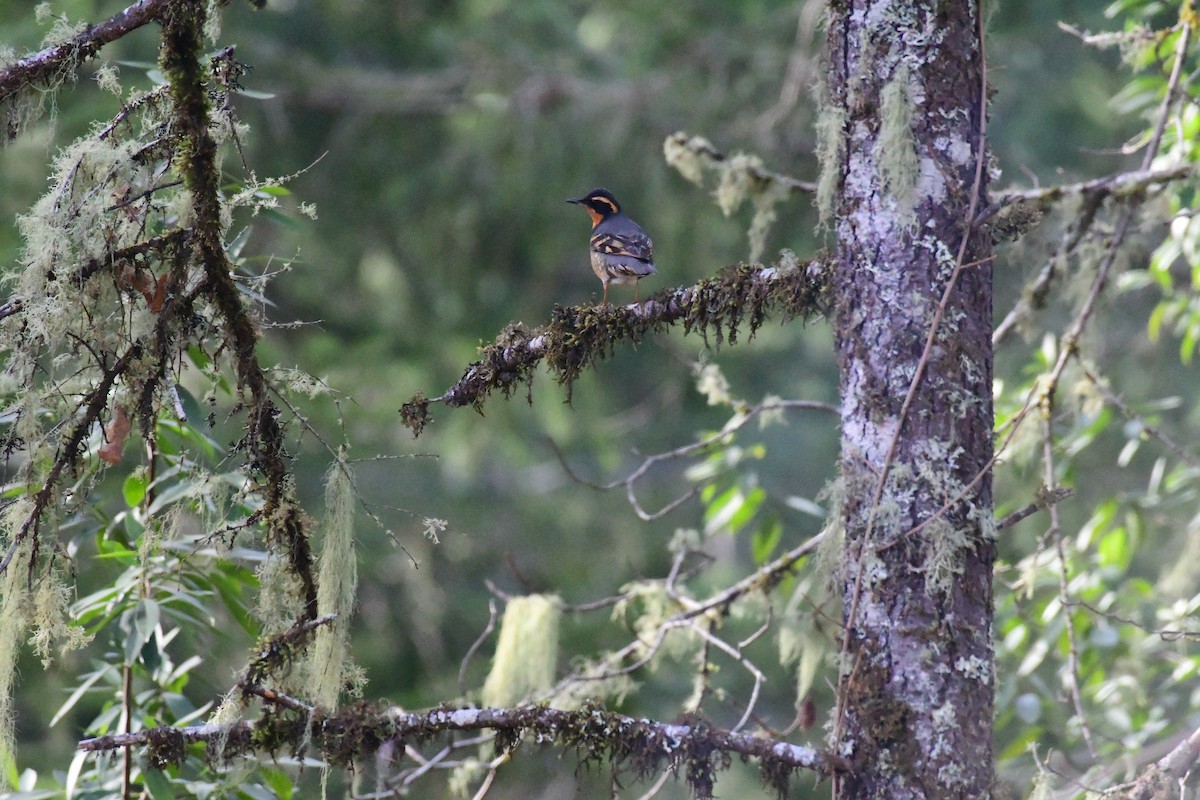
(80, 702), (848, 797)
(401, 257), (834, 437)
(0, 0), (170, 108)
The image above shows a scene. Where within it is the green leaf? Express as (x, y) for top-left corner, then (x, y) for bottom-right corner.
(260, 767), (295, 800)
(123, 600), (161, 666)
(51, 663), (119, 726)
(784, 495), (824, 517)
(235, 88), (277, 100)
(185, 345), (211, 371)
(148, 476), (202, 515)
(723, 486), (766, 536)
(64, 750), (88, 800)
(703, 484), (742, 535)
(209, 567), (260, 636)
(175, 385), (206, 425)
(143, 768), (175, 800)
(261, 206), (304, 230)
(123, 473), (148, 508)
(1098, 525), (1132, 571)
(751, 517), (781, 563)
(1147, 302), (1167, 342)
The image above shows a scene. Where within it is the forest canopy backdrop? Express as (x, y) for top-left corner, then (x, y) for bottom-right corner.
(1, 1), (1200, 799)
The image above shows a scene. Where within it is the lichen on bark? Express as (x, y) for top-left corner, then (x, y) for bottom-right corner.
(826, 1), (995, 798)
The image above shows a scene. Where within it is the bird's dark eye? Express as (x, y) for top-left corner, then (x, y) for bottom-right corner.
(593, 196), (618, 214)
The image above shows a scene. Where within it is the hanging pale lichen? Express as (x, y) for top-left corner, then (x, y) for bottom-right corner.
(253, 550), (303, 639)
(813, 75), (846, 227)
(310, 451), (358, 710)
(878, 63), (920, 228)
(28, 566), (92, 668)
(0, 530), (32, 788)
(662, 131), (710, 186)
(714, 153), (791, 263)
(664, 131), (796, 262)
(482, 594), (561, 707)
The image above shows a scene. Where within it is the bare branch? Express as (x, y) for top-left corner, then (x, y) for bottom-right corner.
(995, 488), (1073, 531)
(978, 164), (1196, 226)
(551, 397), (837, 521)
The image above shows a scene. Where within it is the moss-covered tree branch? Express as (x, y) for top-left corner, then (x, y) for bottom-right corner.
(158, 2), (318, 618)
(0, 0), (167, 116)
(401, 257), (833, 436)
(79, 702), (847, 799)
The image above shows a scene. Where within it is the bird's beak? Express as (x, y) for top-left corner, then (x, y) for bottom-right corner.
(566, 197), (583, 205)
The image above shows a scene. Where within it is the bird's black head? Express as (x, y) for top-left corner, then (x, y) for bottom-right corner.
(567, 188), (622, 226)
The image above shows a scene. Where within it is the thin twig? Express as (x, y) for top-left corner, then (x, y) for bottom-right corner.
(687, 621), (765, 733)
(550, 398), (837, 521)
(977, 164), (1195, 225)
(1042, 405), (1096, 758)
(996, 488), (1074, 530)
(1081, 366), (1200, 471)
(459, 599), (498, 695)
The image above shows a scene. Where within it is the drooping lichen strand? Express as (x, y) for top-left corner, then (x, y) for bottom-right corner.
(482, 595), (561, 707)
(0, 535), (31, 788)
(310, 454), (359, 710)
(878, 63), (919, 227)
(814, 78), (846, 226)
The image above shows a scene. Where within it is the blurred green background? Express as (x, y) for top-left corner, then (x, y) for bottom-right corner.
(1, 0), (1176, 796)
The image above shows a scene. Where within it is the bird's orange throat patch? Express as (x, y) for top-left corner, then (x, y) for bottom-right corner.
(585, 206), (603, 227)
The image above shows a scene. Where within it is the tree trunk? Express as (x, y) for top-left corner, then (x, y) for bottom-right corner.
(825, 2), (995, 799)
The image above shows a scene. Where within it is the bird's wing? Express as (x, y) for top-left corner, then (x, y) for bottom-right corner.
(591, 227), (654, 264)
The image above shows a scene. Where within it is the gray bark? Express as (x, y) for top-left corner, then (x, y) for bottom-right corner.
(825, 2), (995, 798)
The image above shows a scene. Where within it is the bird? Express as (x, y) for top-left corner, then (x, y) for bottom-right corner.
(567, 188), (656, 306)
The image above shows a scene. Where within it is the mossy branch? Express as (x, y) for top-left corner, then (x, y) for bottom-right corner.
(0, 229), (192, 322)
(978, 164), (1197, 226)
(0, 343), (139, 576)
(400, 257), (833, 436)
(79, 702), (847, 799)
(0, 239), (204, 577)
(0, 0), (168, 110)
(159, 2), (318, 620)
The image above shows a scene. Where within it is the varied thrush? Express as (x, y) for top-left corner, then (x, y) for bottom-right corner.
(567, 188), (656, 305)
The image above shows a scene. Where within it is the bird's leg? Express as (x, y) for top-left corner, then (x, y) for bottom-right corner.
(602, 282), (609, 307)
